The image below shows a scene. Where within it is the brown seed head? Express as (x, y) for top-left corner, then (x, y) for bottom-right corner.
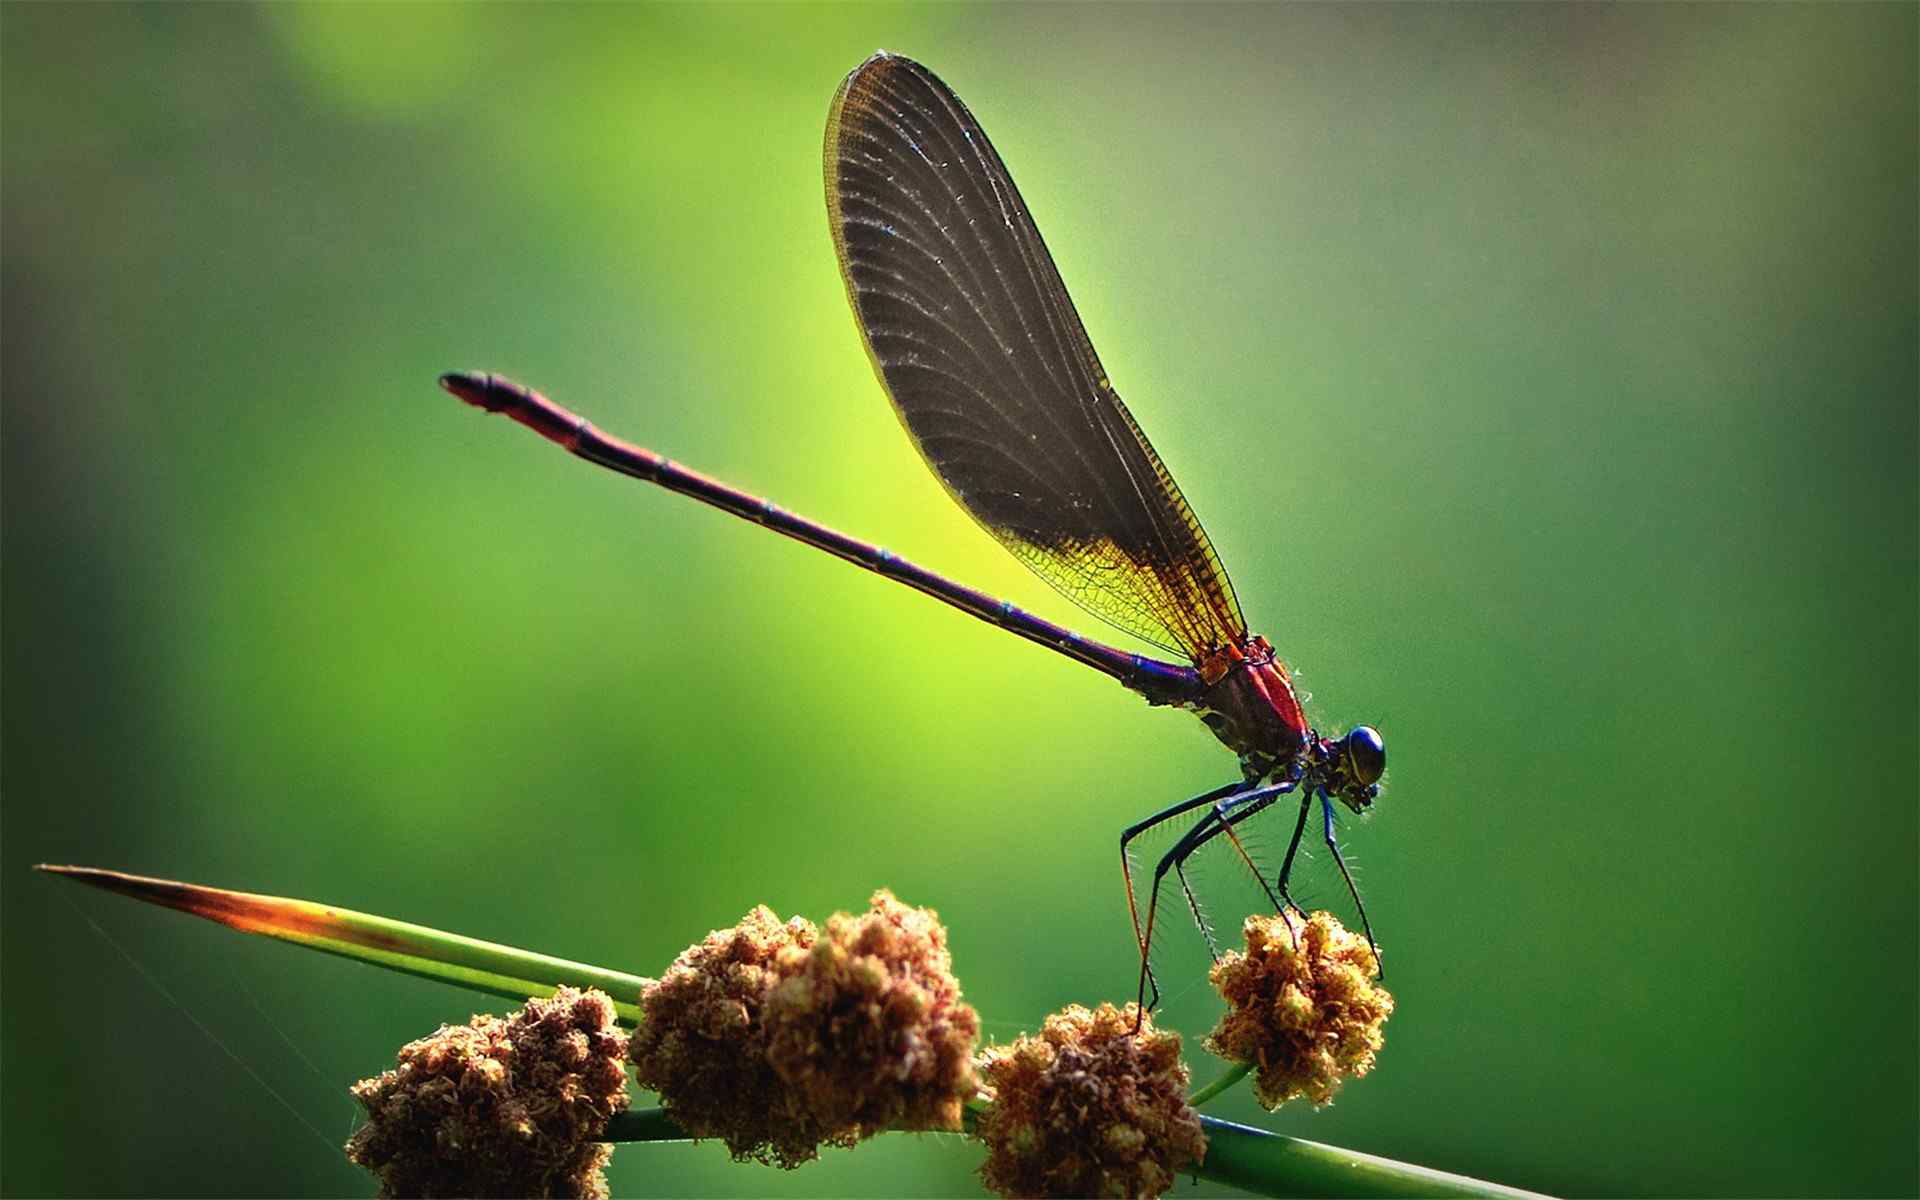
(764, 889), (980, 1139)
(344, 987), (630, 1199)
(973, 1003), (1205, 1199)
(1205, 909), (1394, 1109)
(627, 904), (822, 1167)
(630, 893), (981, 1168)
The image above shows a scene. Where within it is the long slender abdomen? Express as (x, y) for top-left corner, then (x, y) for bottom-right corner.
(440, 371), (1203, 705)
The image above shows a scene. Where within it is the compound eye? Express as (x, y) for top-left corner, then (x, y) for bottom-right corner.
(1344, 725), (1386, 786)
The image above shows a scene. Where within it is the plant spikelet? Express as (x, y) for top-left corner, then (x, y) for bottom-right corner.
(1205, 909), (1394, 1109)
(629, 892), (980, 1168)
(626, 904), (823, 1167)
(765, 889), (981, 1140)
(973, 1003), (1205, 1199)
(344, 987), (630, 1199)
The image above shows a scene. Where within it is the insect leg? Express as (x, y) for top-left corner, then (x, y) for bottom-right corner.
(1120, 780), (1246, 1014)
(1132, 781), (1295, 1023)
(1321, 791), (1383, 978)
(1209, 783), (1293, 916)
(1173, 815), (1225, 959)
(1133, 807), (1223, 1018)
(1275, 788), (1315, 917)
(1162, 781), (1296, 948)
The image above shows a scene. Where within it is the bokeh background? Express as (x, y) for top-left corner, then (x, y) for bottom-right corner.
(4, 4), (1914, 1197)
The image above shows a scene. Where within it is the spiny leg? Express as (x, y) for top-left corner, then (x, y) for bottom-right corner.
(1165, 776), (1295, 957)
(1119, 780), (1245, 1014)
(1172, 791), (1291, 929)
(1321, 792), (1383, 978)
(1216, 820), (1286, 917)
(1132, 780), (1296, 1020)
(1174, 805), (1290, 962)
(1134, 806), (1223, 1016)
(1173, 820), (1223, 959)
(1274, 788), (1316, 921)
(1158, 782), (1293, 961)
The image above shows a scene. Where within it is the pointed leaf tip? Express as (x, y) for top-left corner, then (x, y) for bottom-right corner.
(41, 863), (648, 1023)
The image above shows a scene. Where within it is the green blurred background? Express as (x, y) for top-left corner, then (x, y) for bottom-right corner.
(4, 4), (1914, 1197)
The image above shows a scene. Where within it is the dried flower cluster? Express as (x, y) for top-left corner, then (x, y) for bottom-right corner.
(765, 889), (981, 1139)
(628, 891), (980, 1168)
(1205, 909), (1394, 1109)
(625, 903), (819, 1166)
(972, 1003), (1205, 1199)
(345, 987), (631, 1199)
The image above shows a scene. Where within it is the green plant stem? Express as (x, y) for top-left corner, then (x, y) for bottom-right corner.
(1187, 1060), (1252, 1106)
(38, 864), (650, 1024)
(1192, 1116), (1549, 1199)
(602, 1107), (1550, 1199)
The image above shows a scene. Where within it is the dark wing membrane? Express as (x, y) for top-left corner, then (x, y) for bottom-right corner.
(824, 52), (1246, 663)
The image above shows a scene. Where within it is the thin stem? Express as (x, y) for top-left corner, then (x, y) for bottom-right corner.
(1192, 1115), (1550, 1199)
(38, 864), (650, 1024)
(1187, 1060), (1252, 1107)
(602, 1107), (1551, 1199)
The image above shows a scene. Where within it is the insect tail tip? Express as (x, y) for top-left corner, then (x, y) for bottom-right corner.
(439, 371), (492, 408)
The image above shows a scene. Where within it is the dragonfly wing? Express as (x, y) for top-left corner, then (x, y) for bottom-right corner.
(825, 52), (1247, 664)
